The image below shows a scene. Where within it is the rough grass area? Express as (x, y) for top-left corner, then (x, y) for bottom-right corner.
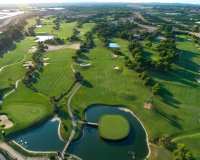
(99, 115), (130, 140)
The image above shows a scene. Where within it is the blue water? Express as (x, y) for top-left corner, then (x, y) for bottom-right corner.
(68, 105), (149, 160)
(13, 119), (65, 152)
(109, 43), (120, 48)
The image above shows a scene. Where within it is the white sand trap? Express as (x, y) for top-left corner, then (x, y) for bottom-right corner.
(28, 46), (37, 53)
(48, 44), (80, 51)
(80, 63), (91, 67)
(0, 115), (13, 129)
(23, 61), (34, 69)
(35, 25), (42, 28)
(113, 66), (120, 70)
(111, 54), (118, 59)
(43, 62), (49, 66)
(42, 57), (50, 61)
(144, 103), (152, 110)
(195, 77), (200, 83)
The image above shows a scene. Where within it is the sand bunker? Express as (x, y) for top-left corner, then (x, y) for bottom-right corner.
(47, 44), (80, 51)
(23, 61), (34, 69)
(80, 63), (91, 67)
(42, 57), (50, 61)
(113, 66), (120, 70)
(0, 115), (13, 129)
(111, 54), (118, 59)
(43, 62), (49, 66)
(144, 103), (152, 110)
(28, 46), (37, 53)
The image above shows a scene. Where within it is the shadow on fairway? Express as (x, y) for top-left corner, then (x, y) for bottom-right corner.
(82, 80), (93, 88)
(152, 107), (183, 130)
(160, 86), (181, 108)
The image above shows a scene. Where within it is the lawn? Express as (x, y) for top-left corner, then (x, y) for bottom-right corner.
(69, 36), (200, 158)
(99, 115), (130, 140)
(77, 23), (96, 40)
(0, 37), (35, 93)
(172, 132), (200, 159)
(33, 49), (75, 97)
(1, 82), (53, 135)
(35, 17), (77, 39)
(25, 18), (37, 31)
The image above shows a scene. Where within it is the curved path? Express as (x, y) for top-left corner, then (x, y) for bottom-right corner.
(61, 63), (82, 158)
(61, 83), (81, 158)
(70, 63), (76, 73)
(0, 142), (49, 160)
(0, 54), (27, 104)
(0, 54), (26, 73)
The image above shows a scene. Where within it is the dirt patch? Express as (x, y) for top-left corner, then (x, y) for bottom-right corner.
(28, 46), (37, 53)
(47, 44), (80, 51)
(23, 61), (34, 69)
(0, 115), (13, 129)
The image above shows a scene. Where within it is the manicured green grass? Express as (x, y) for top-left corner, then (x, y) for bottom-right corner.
(111, 38), (130, 56)
(35, 18), (77, 39)
(1, 82), (53, 134)
(77, 23), (96, 40)
(99, 115), (130, 140)
(25, 18), (37, 31)
(172, 132), (200, 159)
(33, 49), (75, 97)
(71, 36), (200, 145)
(0, 37), (35, 90)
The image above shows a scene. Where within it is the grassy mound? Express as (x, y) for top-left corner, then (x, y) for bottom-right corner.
(99, 115), (130, 140)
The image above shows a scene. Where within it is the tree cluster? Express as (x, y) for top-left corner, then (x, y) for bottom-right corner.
(44, 37), (65, 45)
(75, 31), (94, 58)
(153, 39), (178, 71)
(0, 23), (25, 56)
(22, 43), (48, 90)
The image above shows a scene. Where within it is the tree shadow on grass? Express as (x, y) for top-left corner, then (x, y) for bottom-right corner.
(160, 86), (181, 108)
(82, 80), (93, 88)
(152, 107), (183, 130)
(150, 48), (200, 88)
(56, 81), (76, 102)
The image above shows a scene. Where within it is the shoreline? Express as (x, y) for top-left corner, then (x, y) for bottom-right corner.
(119, 107), (151, 158)
(69, 104), (151, 159)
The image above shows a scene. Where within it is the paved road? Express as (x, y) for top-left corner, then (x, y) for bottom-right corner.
(0, 142), (49, 160)
(61, 83), (81, 158)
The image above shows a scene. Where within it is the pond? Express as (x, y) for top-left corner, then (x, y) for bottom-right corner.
(35, 35), (54, 42)
(109, 43), (120, 48)
(68, 105), (149, 160)
(12, 118), (65, 152)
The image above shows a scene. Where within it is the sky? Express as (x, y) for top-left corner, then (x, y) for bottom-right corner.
(0, 0), (199, 4)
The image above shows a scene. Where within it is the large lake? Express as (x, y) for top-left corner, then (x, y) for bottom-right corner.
(68, 105), (149, 160)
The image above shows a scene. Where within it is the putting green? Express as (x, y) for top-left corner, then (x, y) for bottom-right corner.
(99, 115), (130, 140)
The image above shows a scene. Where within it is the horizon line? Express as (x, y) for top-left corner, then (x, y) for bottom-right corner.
(0, 2), (199, 5)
